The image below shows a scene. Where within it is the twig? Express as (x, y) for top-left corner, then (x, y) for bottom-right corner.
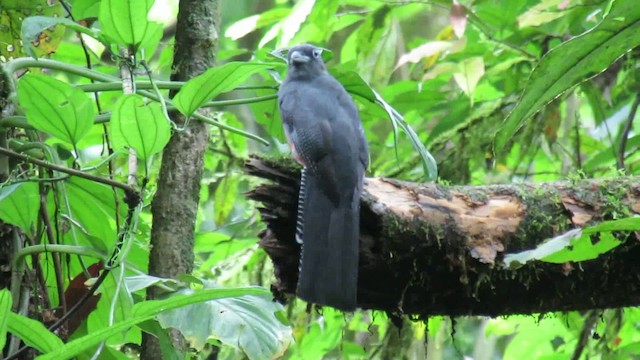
(0, 146), (138, 196)
(571, 311), (600, 360)
(617, 95), (640, 171)
(39, 188), (66, 313)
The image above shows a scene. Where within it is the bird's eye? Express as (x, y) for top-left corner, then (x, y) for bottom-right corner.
(312, 49), (322, 58)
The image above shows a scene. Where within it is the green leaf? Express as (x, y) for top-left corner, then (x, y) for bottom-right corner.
(156, 285), (292, 360)
(173, 62), (276, 117)
(110, 94), (171, 160)
(0, 289), (11, 351)
(21, 16), (100, 58)
(453, 57), (485, 99)
(7, 312), (63, 354)
(18, 74), (95, 145)
(503, 217), (639, 268)
(494, 0), (640, 152)
(296, 307), (344, 358)
(542, 232), (621, 264)
(0, 182), (40, 236)
(72, 0), (102, 19)
(583, 216), (640, 233)
(99, 0), (156, 47)
(64, 177), (122, 250)
(37, 287), (270, 360)
(503, 229), (583, 268)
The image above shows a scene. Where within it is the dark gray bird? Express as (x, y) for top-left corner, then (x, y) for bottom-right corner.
(277, 44), (369, 311)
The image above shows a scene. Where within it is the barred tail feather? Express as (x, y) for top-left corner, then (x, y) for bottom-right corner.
(296, 171), (359, 311)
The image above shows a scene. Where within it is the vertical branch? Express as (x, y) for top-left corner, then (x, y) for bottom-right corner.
(39, 185), (63, 312)
(141, 0), (220, 358)
(118, 47), (138, 186)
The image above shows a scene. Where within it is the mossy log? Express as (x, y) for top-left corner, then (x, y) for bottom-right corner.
(245, 156), (640, 316)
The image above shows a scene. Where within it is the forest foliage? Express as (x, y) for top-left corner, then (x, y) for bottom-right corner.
(0, 0), (639, 359)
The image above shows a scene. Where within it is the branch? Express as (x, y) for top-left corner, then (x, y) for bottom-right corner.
(0, 146), (138, 197)
(245, 155), (640, 316)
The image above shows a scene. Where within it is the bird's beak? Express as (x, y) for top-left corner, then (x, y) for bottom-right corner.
(289, 50), (310, 64)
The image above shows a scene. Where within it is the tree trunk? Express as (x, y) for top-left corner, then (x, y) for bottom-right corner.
(246, 156), (640, 316)
(142, 0), (220, 358)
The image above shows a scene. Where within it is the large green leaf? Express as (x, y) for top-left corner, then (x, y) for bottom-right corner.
(36, 287), (270, 360)
(99, 0), (157, 48)
(3, 295), (64, 355)
(72, 0), (101, 19)
(0, 182), (40, 236)
(7, 313), (63, 353)
(494, 0), (640, 152)
(64, 177), (122, 250)
(18, 74), (95, 145)
(110, 94), (171, 160)
(173, 62), (277, 117)
(156, 285), (292, 360)
(0, 289), (11, 351)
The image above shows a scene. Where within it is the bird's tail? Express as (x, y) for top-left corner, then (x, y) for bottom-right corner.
(296, 169), (360, 311)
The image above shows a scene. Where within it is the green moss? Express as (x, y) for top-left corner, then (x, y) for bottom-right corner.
(514, 184), (569, 248)
(457, 187), (489, 204)
(597, 178), (632, 220)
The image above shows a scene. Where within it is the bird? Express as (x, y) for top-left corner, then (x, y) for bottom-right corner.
(277, 44), (369, 311)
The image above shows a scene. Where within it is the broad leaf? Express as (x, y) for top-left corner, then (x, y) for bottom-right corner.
(37, 287), (270, 360)
(99, 0), (158, 48)
(173, 62), (276, 117)
(72, 0), (101, 19)
(0, 289), (11, 351)
(18, 74), (95, 145)
(156, 286), (292, 360)
(0, 182), (40, 236)
(64, 177), (122, 250)
(110, 94), (171, 160)
(7, 312), (63, 354)
(495, 0), (640, 152)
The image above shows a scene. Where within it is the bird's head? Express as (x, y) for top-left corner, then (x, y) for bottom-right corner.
(286, 44), (326, 79)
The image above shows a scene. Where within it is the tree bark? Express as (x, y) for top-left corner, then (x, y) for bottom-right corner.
(142, 0), (220, 358)
(246, 156), (640, 317)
